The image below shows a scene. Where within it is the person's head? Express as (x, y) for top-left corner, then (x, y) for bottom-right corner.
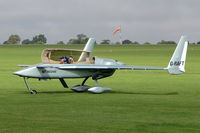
(69, 56), (73, 59)
(60, 56), (67, 63)
(60, 59), (64, 63)
(60, 56), (65, 59)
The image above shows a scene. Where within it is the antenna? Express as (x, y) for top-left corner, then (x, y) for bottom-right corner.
(119, 25), (122, 45)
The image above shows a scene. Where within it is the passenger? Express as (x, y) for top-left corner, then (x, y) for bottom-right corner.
(69, 56), (74, 64)
(60, 56), (69, 64)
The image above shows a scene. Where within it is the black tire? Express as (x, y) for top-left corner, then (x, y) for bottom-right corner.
(31, 90), (37, 95)
(71, 85), (91, 92)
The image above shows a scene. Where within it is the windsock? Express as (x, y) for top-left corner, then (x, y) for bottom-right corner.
(112, 27), (121, 35)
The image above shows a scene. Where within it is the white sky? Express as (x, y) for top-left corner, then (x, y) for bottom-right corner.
(0, 0), (199, 44)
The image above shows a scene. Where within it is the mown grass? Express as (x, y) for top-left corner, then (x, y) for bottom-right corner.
(0, 44), (200, 133)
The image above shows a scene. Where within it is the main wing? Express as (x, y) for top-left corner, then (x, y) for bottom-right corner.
(58, 65), (166, 70)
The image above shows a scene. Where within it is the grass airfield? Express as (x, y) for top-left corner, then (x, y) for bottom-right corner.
(0, 44), (200, 133)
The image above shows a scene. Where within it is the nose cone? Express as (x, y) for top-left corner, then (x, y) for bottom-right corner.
(13, 69), (28, 77)
(13, 66), (39, 77)
(13, 71), (21, 76)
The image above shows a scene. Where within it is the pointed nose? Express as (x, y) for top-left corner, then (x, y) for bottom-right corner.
(13, 67), (35, 77)
(13, 70), (25, 77)
(13, 66), (41, 78)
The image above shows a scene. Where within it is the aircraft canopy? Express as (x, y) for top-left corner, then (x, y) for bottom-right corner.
(41, 49), (91, 64)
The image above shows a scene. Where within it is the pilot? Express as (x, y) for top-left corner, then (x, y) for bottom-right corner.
(91, 57), (95, 64)
(69, 56), (74, 64)
(60, 56), (69, 64)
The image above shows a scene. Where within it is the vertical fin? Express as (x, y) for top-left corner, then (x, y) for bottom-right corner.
(78, 38), (95, 62)
(167, 36), (188, 75)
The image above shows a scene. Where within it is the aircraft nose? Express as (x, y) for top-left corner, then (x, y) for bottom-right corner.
(13, 67), (33, 77)
(13, 66), (40, 78)
(13, 70), (24, 76)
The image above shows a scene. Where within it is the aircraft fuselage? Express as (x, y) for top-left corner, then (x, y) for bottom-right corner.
(13, 64), (116, 80)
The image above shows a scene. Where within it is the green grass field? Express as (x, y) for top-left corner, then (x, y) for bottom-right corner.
(0, 44), (200, 133)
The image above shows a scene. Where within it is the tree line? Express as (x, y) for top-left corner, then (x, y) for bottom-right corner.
(2, 34), (200, 45)
(3, 34), (47, 45)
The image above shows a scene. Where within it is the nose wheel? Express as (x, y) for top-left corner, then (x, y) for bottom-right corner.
(24, 77), (37, 95)
(30, 90), (37, 95)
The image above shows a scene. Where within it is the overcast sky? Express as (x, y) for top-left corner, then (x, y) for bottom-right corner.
(0, 0), (199, 44)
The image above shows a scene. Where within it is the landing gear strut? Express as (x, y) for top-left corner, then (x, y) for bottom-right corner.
(24, 77), (37, 94)
(81, 77), (89, 86)
(94, 79), (99, 86)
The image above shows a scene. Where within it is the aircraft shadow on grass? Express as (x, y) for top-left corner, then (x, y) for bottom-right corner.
(21, 90), (74, 94)
(107, 91), (179, 95)
(21, 90), (178, 95)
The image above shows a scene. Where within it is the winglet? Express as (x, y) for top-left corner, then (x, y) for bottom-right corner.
(167, 36), (188, 75)
(78, 38), (95, 62)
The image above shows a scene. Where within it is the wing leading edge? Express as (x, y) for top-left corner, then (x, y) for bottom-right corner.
(58, 65), (165, 70)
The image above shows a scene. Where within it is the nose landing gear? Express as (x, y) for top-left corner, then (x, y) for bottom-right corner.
(24, 77), (37, 94)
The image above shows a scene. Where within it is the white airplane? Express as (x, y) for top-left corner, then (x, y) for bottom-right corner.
(13, 36), (188, 94)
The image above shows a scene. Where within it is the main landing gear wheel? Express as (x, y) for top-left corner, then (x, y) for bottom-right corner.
(31, 90), (37, 95)
(71, 77), (91, 92)
(87, 79), (112, 94)
(71, 85), (91, 92)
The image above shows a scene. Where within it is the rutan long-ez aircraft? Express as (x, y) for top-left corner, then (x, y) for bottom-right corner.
(13, 36), (188, 94)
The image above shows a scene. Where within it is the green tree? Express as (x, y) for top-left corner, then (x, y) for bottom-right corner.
(36, 41), (44, 44)
(67, 39), (79, 44)
(77, 34), (86, 42)
(122, 39), (132, 44)
(56, 41), (65, 45)
(81, 37), (89, 44)
(157, 40), (176, 45)
(77, 34), (89, 44)
(67, 34), (88, 44)
(100, 40), (110, 44)
(3, 41), (7, 44)
(133, 41), (139, 45)
(32, 34), (47, 44)
(22, 39), (32, 44)
(115, 42), (121, 45)
(4, 34), (21, 44)
(143, 42), (151, 45)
